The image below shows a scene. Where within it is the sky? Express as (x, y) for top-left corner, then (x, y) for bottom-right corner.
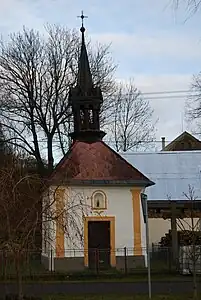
(1, 0), (201, 149)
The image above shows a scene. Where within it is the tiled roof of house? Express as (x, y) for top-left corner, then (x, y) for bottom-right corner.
(122, 151), (201, 201)
(50, 141), (154, 187)
(164, 131), (201, 151)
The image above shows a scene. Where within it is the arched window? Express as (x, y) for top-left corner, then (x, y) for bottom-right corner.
(91, 190), (107, 210)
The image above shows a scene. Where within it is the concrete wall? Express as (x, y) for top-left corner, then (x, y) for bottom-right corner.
(116, 255), (145, 271)
(41, 254), (49, 270)
(54, 257), (85, 272)
(50, 255), (145, 272)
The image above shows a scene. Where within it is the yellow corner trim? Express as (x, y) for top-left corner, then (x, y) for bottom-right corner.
(131, 189), (142, 256)
(55, 188), (65, 257)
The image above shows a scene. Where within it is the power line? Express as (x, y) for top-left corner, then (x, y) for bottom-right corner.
(126, 93), (199, 100)
(142, 95), (190, 100)
(111, 88), (201, 98)
(110, 89), (200, 100)
(32, 140), (200, 144)
(141, 90), (198, 96)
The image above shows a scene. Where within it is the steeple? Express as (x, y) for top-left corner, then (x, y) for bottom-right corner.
(77, 22), (93, 92)
(68, 12), (106, 143)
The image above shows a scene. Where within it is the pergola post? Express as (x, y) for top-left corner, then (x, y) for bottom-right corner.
(171, 201), (178, 265)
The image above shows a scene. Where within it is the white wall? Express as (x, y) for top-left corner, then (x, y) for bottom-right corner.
(148, 219), (170, 245)
(42, 189), (55, 255)
(65, 186), (134, 257)
(148, 218), (200, 246)
(44, 185), (147, 258)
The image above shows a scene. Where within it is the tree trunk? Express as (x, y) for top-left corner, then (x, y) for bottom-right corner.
(31, 114), (46, 176)
(47, 135), (54, 173)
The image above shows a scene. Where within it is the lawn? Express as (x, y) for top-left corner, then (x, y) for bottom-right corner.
(42, 295), (198, 300)
(0, 273), (195, 283)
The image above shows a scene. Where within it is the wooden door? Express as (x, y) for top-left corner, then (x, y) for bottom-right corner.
(88, 221), (110, 270)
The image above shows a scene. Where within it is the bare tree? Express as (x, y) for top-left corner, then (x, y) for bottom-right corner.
(0, 154), (43, 299)
(177, 185), (201, 300)
(109, 79), (157, 152)
(185, 74), (201, 134)
(0, 25), (116, 176)
(161, 186), (200, 299)
(172, 0), (201, 14)
(42, 186), (90, 257)
(0, 152), (91, 299)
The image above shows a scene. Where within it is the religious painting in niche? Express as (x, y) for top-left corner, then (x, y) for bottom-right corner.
(91, 190), (107, 210)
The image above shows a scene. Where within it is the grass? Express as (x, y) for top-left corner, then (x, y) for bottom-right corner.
(42, 295), (198, 300)
(0, 265), (198, 283)
(0, 272), (194, 283)
(35, 274), (194, 283)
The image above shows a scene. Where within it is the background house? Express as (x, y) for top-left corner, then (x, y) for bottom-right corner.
(161, 131), (201, 151)
(123, 150), (201, 246)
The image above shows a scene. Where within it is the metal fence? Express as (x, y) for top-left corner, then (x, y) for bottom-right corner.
(0, 245), (177, 279)
(179, 245), (201, 275)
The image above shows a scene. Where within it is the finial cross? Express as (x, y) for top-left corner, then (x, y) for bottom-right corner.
(77, 10), (88, 27)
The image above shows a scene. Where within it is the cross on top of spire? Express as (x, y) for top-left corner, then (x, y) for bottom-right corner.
(77, 10), (88, 32)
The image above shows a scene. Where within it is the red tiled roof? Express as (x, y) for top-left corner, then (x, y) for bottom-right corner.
(50, 141), (153, 186)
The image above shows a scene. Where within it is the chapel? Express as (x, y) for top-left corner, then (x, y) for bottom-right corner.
(42, 16), (154, 272)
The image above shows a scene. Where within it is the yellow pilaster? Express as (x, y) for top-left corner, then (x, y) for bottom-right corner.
(131, 189), (142, 256)
(55, 188), (65, 257)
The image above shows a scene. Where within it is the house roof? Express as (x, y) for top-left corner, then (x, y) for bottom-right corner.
(50, 141), (154, 187)
(122, 151), (201, 201)
(164, 131), (201, 151)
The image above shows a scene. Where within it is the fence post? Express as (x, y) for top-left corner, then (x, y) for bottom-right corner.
(95, 249), (99, 275)
(2, 250), (5, 279)
(124, 247), (127, 275)
(3, 250), (7, 280)
(168, 246), (172, 272)
(50, 249), (53, 273)
(28, 250), (31, 279)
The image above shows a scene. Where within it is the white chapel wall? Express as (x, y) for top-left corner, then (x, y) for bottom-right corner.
(42, 188), (56, 255)
(44, 185), (147, 257)
(61, 185), (141, 257)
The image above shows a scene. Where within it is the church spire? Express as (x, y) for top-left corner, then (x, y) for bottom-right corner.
(77, 12), (93, 92)
(68, 11), (106, 143)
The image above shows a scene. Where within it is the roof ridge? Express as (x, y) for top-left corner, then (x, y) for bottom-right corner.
(122, 150), (201, 155)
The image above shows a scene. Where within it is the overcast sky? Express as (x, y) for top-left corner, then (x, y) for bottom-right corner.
(1, 0), (201, 148)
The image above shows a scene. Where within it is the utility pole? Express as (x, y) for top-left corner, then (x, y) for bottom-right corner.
(141, 193), (151, 299)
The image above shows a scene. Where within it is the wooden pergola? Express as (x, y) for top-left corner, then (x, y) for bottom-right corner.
(148, 200), (201, 219)
(148, 200), (201, 263)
